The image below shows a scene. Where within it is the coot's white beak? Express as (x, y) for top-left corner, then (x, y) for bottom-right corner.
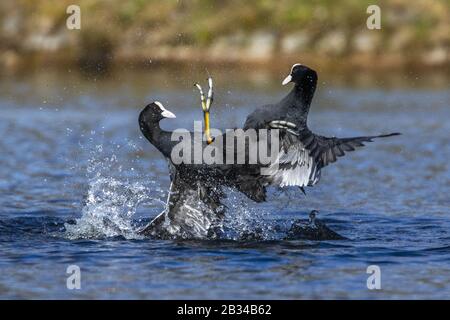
(161, 109), (176, 118)
(154, 101), (176, 118)
(282, 74), (292, 86)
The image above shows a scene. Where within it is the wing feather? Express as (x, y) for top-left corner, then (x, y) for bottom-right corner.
(299, 131), (400, 169)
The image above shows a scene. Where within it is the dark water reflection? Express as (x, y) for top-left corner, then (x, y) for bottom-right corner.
(0, 67), (449, 299)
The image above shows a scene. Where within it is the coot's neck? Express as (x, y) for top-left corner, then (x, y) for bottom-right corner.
(293, 81), (316, 107)
(282, 81), (317, 127)
(140, 118), (162, 148)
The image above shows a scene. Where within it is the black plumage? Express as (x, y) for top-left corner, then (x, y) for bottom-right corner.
(137, 102), (267, 238)
(138, 102), (267, 202)
(243, 63), (400, 188)
(138, 65), (400, 239)
(138, 102), (228, 239)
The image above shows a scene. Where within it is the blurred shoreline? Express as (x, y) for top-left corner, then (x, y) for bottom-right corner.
(1, 1), (449, 74)
(3, 48), (450, 73)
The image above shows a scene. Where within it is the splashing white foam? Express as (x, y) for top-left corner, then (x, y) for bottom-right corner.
(64, 136), (166, 240)
(221, 189), (274, 240)
(64, 132), (285, 241)
(64, 177), (149, 239)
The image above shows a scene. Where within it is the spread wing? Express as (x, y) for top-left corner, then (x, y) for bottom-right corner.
(263, 128), (400, 188)
(243, 103), (279, 130)
(298, 130), (401, 170)
(264, 134), (320, 187)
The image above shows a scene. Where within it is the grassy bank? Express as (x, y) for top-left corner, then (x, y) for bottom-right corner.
(0, 0), (449, 72)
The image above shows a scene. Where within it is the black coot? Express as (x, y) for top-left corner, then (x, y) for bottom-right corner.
(138, 101), (227, 239)
(244, 63), (400, 190)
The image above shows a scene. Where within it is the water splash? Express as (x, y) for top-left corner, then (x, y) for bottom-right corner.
(64, 135), (165, 240)
(220, 189), (275, 241)
(62, 132), (318, 241)
(64, 177), (148, 239)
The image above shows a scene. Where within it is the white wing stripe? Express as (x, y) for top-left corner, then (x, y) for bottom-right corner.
(267, 143), (320, 187)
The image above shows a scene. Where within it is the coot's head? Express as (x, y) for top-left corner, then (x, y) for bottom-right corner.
(139, 101), (176, 125)
(282, 63), (317, 87)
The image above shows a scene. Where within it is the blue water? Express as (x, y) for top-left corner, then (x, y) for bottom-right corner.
(0, 68), (449, 299)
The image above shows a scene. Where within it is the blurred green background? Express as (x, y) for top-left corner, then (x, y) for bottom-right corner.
(0, 0), (448, 73)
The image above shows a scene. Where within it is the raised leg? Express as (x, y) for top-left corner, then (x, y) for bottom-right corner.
(195, 77), (214, 144)
(206, 77), (213, 111)
(194, 83), (207, 111)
